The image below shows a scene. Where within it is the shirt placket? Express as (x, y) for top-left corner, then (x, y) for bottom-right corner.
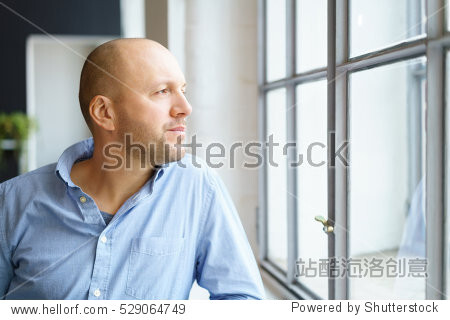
(71, 188), (112, 300)
(87, 191), (152, 300)
(88, 228), (112, 300)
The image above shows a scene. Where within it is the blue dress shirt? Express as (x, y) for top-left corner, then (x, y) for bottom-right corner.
(0, 138), (265, 300)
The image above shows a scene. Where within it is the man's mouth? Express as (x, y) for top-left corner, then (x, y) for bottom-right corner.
(167, 126), (186, 134)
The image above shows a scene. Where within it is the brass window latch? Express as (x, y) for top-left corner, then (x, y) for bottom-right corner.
(314, 215), (334, 234)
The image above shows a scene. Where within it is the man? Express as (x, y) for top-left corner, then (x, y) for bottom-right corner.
(0, 38), (265, 299)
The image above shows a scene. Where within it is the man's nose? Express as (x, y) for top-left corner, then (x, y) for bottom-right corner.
(171, 92), (192, 117)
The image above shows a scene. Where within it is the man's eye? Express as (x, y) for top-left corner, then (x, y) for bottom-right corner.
(157, 89), (169, 94)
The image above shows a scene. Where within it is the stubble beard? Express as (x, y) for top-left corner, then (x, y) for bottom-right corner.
(120, 125), (185, 169)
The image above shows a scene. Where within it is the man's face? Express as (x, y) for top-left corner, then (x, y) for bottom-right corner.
(112, 43), (192, 167)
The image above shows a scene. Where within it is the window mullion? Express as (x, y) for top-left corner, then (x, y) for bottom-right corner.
(286, 0), (298, 284)
(425, 0), (445, 300)
(334, 0), (349, 300)
(326, 0), (337, 300)
(257, 0), (268, 262)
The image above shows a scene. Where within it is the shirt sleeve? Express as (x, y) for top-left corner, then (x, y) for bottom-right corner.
(0, 183), (13, 299)
(195, 169), (265, 300)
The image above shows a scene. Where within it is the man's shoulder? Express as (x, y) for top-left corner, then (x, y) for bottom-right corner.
(0, 162), (58, 193)
(168, 153), (219, 188)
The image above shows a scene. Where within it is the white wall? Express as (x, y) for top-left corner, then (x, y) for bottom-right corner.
(26, 36), (111, 170)
(182, 0), (260, 254)
(164, 0), (261, 299)
(120, 0), (146, 38)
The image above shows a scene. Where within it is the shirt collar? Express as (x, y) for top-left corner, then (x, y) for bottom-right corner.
(55, 137), (166, 188)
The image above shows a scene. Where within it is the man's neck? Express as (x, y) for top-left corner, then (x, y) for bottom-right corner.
(70, 148), (155, 214)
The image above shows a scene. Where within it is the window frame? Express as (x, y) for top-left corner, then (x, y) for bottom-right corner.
(258, 0), (447, 299)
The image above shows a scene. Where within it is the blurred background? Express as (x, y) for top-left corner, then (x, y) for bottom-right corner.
(0, 0), (449, 300)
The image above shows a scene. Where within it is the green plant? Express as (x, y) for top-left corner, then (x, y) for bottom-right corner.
(0, 112), (36, 159)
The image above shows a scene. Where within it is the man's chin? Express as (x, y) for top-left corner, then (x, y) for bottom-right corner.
(170, 135), (185, 144)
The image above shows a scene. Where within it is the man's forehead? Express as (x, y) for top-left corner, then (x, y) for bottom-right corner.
(136, 58), (186, 88)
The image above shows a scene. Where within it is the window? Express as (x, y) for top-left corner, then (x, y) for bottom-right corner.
(259, 0), (447, 299)
(266, 88), (288, 270)
(349, 0), (425, 57)
(348, 57), (426, 299)
(295, 79), (328, 298)
(265, 0), (286, 81)
(296, 0), (327, 72)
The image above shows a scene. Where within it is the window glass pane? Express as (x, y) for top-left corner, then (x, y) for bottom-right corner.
(295, 80), (328, 298)
(349, 57), (426, 299)
(296, 0), (327, 73)
(266, 0), (286, 82)
(266, 88), (288, 270)
(349, 0), (425, 57)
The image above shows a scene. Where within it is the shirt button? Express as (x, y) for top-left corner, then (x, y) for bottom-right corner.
(94, 289), (101, 297)
(79, 196), (87, 203)
(101, 236), (107, 244)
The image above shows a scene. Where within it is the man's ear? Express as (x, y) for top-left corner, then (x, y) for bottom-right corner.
(89, 95), (116, 131)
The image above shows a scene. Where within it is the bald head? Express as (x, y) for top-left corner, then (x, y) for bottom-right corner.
(78, 38), (174, 131)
